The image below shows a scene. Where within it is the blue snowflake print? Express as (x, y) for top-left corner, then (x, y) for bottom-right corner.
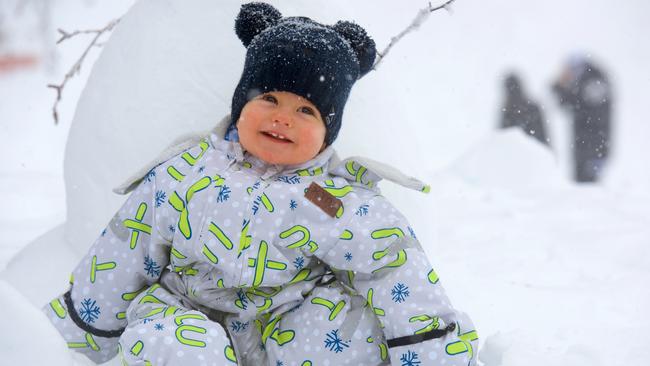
(168, 224), (176, 233)
(230, 320), (249, 333)
(79, 298), (100, 324)
(276, 175), (301, 184)
(144, 169), (156, 183)
(355, 204), (369, 216)
(143, 318), (153, 324)
(344, 252), (353, 261)
(324, 329), (350, 353)
(144, 255), (161, 277)
(217, 185), (231, 203)
(236, 289), (248, 310)
(293, 256), (305, 269)
(289, 199), (298, 211)
(276, 361), (284, 366)
(391, 283), (410, 303)
(252, 181), (261, 190)
(154, 323), (164, 331)
(408, 226), (417, 239)
(252, 196), (262, 215)
(400, 350), (421, 366)
(155, 190), (167, 207)
(198, 165), (205, 173)
(100, 228), (107, 237)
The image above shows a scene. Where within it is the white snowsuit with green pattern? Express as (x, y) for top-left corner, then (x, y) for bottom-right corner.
(43, 118), (478, 366)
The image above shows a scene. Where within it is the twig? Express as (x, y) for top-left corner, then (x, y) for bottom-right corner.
(373, 0), (456, 71)
(48, 18), (120, 124)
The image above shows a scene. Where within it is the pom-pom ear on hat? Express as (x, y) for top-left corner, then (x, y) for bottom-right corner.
(235, 2), (282, 47)
(332, 21), (377, 76)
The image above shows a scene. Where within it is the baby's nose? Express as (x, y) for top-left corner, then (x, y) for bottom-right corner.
(272, 111), (293, 127)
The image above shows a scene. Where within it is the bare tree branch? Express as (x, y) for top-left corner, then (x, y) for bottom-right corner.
(48, 18), (120, 124)
(373, 0), (456, 71)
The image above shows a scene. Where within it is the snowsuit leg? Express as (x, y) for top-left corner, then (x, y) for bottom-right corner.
(264, 283), (388, 366)
(118, 284), (238, 366)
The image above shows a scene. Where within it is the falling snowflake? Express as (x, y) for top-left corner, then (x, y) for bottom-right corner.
(236, 289), (248, 310)
(344, 252), (353, 261)
(79, 298), (101, 324)
(144, 169), (156, 183)
(155, 190), (167, 207)
(408, 226), (417, 239)
(217, 185), (231, 203)
(355, 204), (369, 216)
(230, 320), (249, 333)
(400, 350), (421, 366)
(277, 175), (301, 184)
(168, 224), (176, 233)
(293, 256), (305, 269)
(144, 255), (161, 277)
(154, 323), (164, 331)
(289, 199), (298, 211)
(391, 283), (410, 303)
(324, 329), (350, 353)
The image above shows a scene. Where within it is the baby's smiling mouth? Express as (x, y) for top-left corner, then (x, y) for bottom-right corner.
(261, 130), (293, 143)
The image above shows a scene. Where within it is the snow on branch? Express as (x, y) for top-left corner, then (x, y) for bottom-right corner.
(48, 18), (120, 124)
(372, 0), (456, 71)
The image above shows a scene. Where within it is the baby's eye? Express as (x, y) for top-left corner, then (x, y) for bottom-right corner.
(298, 106), (315, 116)
(261, 94), (278, 104)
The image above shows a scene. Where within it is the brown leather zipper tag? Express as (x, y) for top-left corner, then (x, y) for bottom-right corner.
(305, 182), (342, 218)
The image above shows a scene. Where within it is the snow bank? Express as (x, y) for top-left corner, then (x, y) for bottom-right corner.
(449, 128), (564, 191)
(0, 279), (73, 365)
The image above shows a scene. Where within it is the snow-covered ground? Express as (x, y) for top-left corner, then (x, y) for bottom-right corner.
(1, 0), (649, 365)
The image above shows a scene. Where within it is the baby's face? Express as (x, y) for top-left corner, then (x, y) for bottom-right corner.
(236, 91), (326, 165)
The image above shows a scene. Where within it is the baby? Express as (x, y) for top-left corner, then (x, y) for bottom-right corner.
(44, 3), (478, 365)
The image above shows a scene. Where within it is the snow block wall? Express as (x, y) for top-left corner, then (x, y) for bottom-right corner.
(63, 0), (244, 251)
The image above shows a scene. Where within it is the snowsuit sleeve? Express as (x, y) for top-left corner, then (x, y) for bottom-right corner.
(318, 195), (479, 366)
(42, 160), (177, 364)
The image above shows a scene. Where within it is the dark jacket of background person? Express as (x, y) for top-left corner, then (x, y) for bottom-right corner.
(500, 74), (550, 146)
(553, 58), (612, 182)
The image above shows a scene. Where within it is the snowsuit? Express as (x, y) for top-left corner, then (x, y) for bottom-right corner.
(500, 75), (549, 146)
(553, 61), (612, 182)
(43, 117), (478, 366)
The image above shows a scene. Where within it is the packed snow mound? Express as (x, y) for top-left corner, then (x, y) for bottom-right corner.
(0, 279), (73, 365)
(449, 128), (564, 191)
(63, 0), (244, 252)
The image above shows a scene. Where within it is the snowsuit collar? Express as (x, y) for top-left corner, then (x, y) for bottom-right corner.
(208, 118), (336, 181)
(114, 115), (430, 195)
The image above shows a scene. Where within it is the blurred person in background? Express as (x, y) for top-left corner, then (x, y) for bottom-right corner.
(499, 72), (550, 146)
(552, 55), (612, 183)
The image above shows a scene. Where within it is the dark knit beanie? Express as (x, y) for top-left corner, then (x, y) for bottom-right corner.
(230, 2), (376, 146)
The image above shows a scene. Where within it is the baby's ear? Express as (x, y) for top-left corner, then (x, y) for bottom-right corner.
(235, 2), (283, 47)
(332, 21), (377, 77)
